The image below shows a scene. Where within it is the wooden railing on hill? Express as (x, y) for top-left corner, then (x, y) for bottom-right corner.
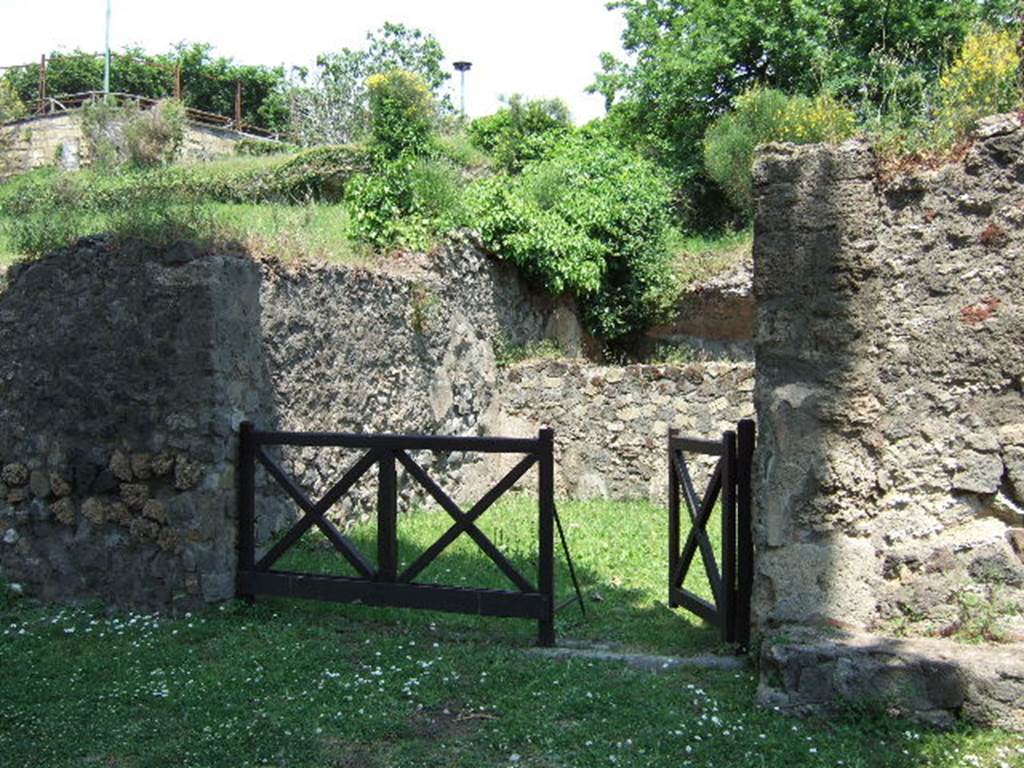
(18, 90), (277, 138)
(0, 52), (278, 138)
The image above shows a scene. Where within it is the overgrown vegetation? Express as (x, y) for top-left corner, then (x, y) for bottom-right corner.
(468, 134), (677, 340)
(80, 98), (186, 169)
(703, 88), (857, 215)
(590, 0), (1021, 229)
(3, 10), (1021, 344)
(0, 147), (371, 259)
(468, 95), (572, 174)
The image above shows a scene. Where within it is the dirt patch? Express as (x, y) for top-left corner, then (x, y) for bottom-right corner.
(318, 738), (380, 768)
(406, 703), (496, 740)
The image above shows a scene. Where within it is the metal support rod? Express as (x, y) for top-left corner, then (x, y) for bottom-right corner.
(537, 428), (556, 646)
(552, 503), (585, 617)
(103, 0), (112, 100)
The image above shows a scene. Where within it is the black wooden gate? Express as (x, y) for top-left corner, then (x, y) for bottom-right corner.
(668, 420), (755, 649)
(237, 423), (577, 646)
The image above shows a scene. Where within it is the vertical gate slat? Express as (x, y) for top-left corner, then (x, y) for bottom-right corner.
(721, 430), (737, 644)
(537, 428), (555, 647)
(668, 428), (680, 608)
(376, 451), (398, 583)
(237, 421), (256, 602)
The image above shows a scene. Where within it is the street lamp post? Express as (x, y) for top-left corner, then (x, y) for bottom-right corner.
(453, 61), (472, 116)
(103, 0), (112, 100)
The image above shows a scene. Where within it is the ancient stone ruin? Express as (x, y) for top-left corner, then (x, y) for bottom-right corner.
(752, 114), (1024, 730)
(1, 112), (1022, 731)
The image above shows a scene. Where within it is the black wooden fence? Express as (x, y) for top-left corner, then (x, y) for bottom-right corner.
(237, 423), (564, 645)
(668, 420), (755, 649)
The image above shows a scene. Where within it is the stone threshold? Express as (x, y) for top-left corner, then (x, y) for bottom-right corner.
(526, 641), (748, 672)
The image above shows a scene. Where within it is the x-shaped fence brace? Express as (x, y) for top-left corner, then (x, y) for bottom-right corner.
(667, 422), (754, 649)
(237, 424), (584, 646)
(669, 448), (726, 624)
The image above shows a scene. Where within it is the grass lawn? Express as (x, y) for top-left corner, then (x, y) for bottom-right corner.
(0, 201), (365, 274)
(208, 202), (366, 264)
(2, 498), (1022, 768)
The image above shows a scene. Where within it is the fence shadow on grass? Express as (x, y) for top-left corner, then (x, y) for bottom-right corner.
(251, 495), (724, 657)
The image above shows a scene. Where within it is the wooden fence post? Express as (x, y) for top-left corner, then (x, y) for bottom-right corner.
(721, 429), (738, 644)
(537, 428), (555, 647)
(238, 421), (256, 602)
(38, 54), (47, 113)
(668, 427), (680, 607)
(736, 419), (756, 651)
(234, 80), (242, 129)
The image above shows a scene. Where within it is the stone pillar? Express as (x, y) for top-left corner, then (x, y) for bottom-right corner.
(750, 117), (1024, 729)
(0, 238), (273, 608)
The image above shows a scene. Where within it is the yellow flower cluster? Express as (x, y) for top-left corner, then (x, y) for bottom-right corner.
(782, 93), (856, 143)
(937, 26), (1021, 139)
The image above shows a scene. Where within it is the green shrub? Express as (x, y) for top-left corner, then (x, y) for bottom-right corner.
(260, 145), (369, 202)
(0, 181), (215, 257)
(407, 157), (465, 229)
(703, 87), (857, 216)
(366, 70), (434, 159)
(468, 95), (572, 173)
(80, 98), (131, 169)
(0, 80), (26, 123)
(0, 147), (368, 217)
(467, 135), (677, 340)
(106, 198), (216, 249)
(79, 98), (186, 169)
(122, 99), (186, 167)
(430, 130), (491, 173)
(346, 162), (412, 248)
(345, 70), (448, 249)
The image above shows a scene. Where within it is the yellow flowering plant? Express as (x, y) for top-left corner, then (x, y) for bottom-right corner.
(935, 26), (1021, 144)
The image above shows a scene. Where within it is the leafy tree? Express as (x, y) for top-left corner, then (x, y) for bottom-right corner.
(289, 22), (450, 146)
(592, 0), (1018, 224)
(468, 95), (572, 173)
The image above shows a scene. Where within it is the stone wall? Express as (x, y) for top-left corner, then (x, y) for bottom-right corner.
(488, 360), (753, 502)
(0, 239), (754, 606)
(751, 115), (1024, 727)
(255, 246), (751, 514)
(0, 111), (267, 176)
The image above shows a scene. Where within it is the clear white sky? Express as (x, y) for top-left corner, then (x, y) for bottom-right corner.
(0, 0), (626, 122)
